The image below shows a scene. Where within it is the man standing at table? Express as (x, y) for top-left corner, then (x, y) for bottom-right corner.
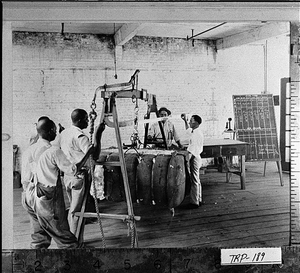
(181, 114), (204, 209)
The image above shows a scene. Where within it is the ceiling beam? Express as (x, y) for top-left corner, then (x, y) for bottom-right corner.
(114, 23), (144, 46)
(3, 2), (299, 22)
(216, 22), (290, 50)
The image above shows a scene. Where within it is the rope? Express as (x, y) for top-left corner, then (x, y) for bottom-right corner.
(89, 156), (106, 248)
(89, 104), (106, 248)
(126, 217), (137, 248)
(131, 220), (137, 248)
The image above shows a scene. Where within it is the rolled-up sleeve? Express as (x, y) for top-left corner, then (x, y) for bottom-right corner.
(77, 134), (90, 154)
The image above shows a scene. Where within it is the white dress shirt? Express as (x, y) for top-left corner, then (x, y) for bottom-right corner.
(187, 127), (204, 158)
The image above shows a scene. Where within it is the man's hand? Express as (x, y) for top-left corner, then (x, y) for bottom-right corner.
(181, 113), (190, 130)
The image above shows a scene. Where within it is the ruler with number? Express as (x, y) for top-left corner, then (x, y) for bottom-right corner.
(290, 22), (300, 245)
(2, 247), (300, 273)
(290, 81), (300, 245)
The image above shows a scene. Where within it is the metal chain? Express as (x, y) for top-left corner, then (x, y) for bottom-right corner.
(131, 96), (142, 148)
(89, 103), (106, 248)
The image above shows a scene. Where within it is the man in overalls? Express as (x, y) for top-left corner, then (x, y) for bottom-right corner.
(21, 118), (94, 248)
(147, 107), (183, 149)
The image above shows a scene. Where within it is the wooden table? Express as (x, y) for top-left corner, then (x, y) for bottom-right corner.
(201, 139), (249, 189)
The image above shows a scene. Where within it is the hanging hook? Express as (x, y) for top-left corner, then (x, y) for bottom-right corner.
(132, 95), (137, 104)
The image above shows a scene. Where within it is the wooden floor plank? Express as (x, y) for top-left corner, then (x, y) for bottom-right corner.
(13, 161), (290, 249)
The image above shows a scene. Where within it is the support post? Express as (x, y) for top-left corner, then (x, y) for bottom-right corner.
(143, 95), (168, 149)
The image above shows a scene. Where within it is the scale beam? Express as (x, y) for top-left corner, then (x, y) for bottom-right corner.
(101, 89), (148, 101)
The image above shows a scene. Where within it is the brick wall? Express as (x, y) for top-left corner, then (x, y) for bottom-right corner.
(12, 32), (289, 171)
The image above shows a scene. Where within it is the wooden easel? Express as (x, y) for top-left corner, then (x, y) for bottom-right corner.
(232, 94), (284, 187)
(263, 159), (284, 186)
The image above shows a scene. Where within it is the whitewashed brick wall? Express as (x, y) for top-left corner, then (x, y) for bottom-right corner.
(12, 32), (289, 172)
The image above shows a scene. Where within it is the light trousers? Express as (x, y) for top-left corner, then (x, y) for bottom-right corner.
(189, 155), (202, 205)
(22, 177), (78, 249)
(63, 173), (86, 236)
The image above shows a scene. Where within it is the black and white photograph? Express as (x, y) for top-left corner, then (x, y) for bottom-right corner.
(2, 1), (300, 272)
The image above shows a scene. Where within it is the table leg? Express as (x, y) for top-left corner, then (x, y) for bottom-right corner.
(225, 156), (232, 183)
(226, 172), (232, 183)
(263, 161), (267, 176)
(276, 160), (284, 186)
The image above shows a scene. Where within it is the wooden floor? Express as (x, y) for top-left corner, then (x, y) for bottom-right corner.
(13, 161), (290, 249)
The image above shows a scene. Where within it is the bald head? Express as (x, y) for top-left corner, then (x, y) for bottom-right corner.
(38, 116), (50, 122)
(71, 108), (89, 129)
(36, 119), (57, 141)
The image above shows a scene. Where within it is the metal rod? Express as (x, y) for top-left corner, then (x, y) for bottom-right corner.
(113, 23), (118, 79)
(187, 22), (226, 40)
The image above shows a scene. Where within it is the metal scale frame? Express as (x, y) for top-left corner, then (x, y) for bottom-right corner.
(75, 70), (168, 248)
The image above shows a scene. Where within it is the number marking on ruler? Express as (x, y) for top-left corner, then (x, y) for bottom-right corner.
(2, 247), (300, 272)
(290, 81), (300, 244)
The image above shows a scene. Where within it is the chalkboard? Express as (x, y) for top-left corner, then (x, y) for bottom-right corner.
(232, 94), (280, 161)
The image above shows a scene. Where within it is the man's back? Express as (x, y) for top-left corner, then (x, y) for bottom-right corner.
(60, 125), (89, 164)
(36, 146), (77, 187)
(21, 138), (51, 188)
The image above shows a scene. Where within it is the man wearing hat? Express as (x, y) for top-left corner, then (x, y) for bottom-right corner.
(147, 107), (183, 149)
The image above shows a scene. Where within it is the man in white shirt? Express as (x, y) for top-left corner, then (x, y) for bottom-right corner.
(59, 108), (91, 235)
(148, 107), (183, 149)
(29, 116), (64, 147)
(22, 118), (94, 248)
(181, 114), (204, 208)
